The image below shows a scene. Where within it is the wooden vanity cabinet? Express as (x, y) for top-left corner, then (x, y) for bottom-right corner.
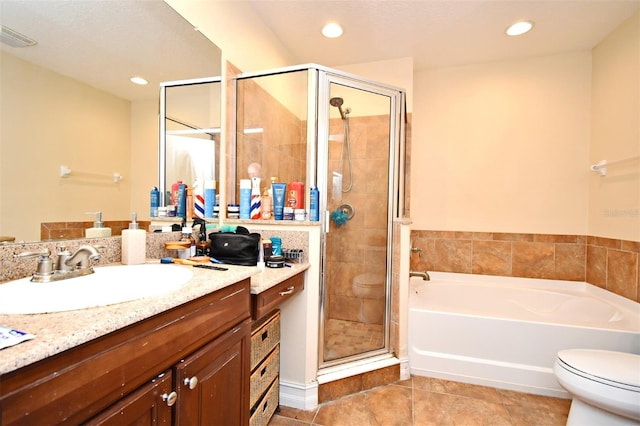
(0, 279), (251, 426)
(84, 371), (174, 425)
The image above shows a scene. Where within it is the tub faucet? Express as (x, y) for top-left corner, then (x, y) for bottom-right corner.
(410, 246), (423, 257)
(410, 270), (430, 281)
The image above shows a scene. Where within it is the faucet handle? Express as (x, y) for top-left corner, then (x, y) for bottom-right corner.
(55, 246), (73, 272)
(14, 248), (53, 279)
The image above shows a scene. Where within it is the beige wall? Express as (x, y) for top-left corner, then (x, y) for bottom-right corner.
(411, 52), (592, 235)
(0, 52), (133, 242)
(589, 11), (640, 242)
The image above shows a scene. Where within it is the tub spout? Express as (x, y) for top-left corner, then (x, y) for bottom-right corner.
(410, 270), (430, 281)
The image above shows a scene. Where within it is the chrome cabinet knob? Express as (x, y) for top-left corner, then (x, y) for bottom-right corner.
(161, 391), (177, 406)
(184, 376), (198, 389)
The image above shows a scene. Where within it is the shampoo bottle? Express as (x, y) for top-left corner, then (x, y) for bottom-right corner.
(310, 186), (320, 221)
(85, 212), (112, 238)
(121, 212), (146, 265)
(150, 187), (160, 217)
(239, 179), (251, 219)
(204, 180), (216, 218)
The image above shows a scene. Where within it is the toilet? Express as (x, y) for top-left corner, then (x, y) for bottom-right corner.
(554, 349), (640, 425)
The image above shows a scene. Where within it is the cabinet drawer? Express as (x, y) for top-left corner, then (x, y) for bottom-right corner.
(250, 377), (279, 426)
(251, 272), (304, 320)
(250, 310), (280, 370)
(250, 345), (279, 408)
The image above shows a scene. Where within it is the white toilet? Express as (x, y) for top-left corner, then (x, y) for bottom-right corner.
(554, 349), (640, 425)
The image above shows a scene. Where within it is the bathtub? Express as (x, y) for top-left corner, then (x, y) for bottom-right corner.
(408, 272), (640, 398)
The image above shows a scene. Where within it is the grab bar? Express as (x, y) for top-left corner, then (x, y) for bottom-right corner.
(410, 270), (430, 281)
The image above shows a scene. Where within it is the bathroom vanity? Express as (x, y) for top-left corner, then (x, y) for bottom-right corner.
(0, 262), (308, 425)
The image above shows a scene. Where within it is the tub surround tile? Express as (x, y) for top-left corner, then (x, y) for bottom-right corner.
(554, 244), (586, 281)
(512, 242), (555, 279)
(434, 239), (473, 273)
(471, 240), (512, 276)
(607, 249), (638, 300)
(586, 244), (608, 288)
(411, 230), (639, 302)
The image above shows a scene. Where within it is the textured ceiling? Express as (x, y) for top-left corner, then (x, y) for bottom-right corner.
(1, 0), (638, 101)
(0, 0), (221, 101)
(250, 0), (639, 69)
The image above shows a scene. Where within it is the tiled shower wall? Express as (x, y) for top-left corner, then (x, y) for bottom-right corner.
(234, 75), (307, 201)
(325, 115), (391, 325)
(410, 230), (640, 302)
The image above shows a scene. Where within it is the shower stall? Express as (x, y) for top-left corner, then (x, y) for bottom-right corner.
(232, 64), (406, 373)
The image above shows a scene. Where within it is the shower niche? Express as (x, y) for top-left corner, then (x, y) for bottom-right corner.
(231, 65), (406, 370)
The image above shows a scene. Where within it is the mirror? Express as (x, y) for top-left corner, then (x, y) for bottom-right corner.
(0, 0), (221, 243)
(160, 77), (222, 211)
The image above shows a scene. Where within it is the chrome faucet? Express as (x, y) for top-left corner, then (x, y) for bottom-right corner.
(409, 270), (431, 281)
(65, 245), (101, 269)
(15, 244), (101, 283)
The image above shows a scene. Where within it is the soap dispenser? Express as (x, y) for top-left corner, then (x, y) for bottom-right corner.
(121, 212), (146, 265)
(85, 212), (112, 238)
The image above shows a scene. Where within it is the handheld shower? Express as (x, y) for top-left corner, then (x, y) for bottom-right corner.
(329, 96), (353, 193)
(330, 97), (347, 120)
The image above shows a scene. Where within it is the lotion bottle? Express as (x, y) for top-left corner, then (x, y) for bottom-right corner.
(85, 211), (112, 238)
(121, 212), (146, 265)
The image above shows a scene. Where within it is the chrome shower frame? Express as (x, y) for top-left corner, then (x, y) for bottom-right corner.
(229, 63), (407, 373)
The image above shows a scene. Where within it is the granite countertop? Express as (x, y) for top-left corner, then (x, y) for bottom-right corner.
(0, 261), (309, 375)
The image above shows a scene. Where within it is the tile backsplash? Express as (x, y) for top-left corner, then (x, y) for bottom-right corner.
(410, 230), (639, 303)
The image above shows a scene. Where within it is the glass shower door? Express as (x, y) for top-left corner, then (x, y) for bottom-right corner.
(319, 78), (396, 367)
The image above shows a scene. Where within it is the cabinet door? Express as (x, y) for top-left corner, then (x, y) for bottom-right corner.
(175, 319), (251, 426)
(85, 371), (173, 425)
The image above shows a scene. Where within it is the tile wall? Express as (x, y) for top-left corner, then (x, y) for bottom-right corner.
(410, 230), (640, 302)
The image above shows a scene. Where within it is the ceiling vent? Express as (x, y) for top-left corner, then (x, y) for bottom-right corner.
(1, 25), (37, 48)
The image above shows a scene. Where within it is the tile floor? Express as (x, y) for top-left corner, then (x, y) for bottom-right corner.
(323, 318), (384, 360)
(269, 375), (571, 426)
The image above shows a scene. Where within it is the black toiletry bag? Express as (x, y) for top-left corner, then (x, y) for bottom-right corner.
(208, 226), (260, 266)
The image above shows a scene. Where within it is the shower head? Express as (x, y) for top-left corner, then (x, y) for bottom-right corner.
(330, 97), (347, 120)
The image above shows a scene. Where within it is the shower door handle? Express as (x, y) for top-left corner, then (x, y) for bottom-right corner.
(325, 210), (330, 233)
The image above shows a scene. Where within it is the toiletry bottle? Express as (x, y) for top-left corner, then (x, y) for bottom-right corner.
(150, 187), (160, 218)
(177, 183), (187, 218)
(171, 180), (182, 207)
(239, 179), (251, 219)
(310, 186), (320, 221)
(251, 177), (262, 220)
(193, 180), (205, 219)
(186, 186), (194, 219)
(204, 179), (216, 218)
(261, 189), (272, 220)
(121, 212), (146, 265)
(180, 226), (196, 258)
(272, 182), (287, 220)
(85, 212), (112, 238)
(287, 179), (305, 209)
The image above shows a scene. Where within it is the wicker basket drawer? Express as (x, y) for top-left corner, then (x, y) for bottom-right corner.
(250, 345), (280, 408)
(250, 310), (280, 371)
(250, 377), (279, 426)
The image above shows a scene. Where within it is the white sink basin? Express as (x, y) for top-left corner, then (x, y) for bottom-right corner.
(0, 264), (193, 314)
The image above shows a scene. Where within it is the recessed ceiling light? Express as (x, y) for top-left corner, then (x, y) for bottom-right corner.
(505, 20), (534, 37)
(130, 76), (148, 85)
(322, 22), (343, 38)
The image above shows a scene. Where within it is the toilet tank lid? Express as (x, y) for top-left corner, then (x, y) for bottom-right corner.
(557, 349), (640, 388)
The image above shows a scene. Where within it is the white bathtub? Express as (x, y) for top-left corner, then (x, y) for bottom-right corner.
(408, 272), (640, 398)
